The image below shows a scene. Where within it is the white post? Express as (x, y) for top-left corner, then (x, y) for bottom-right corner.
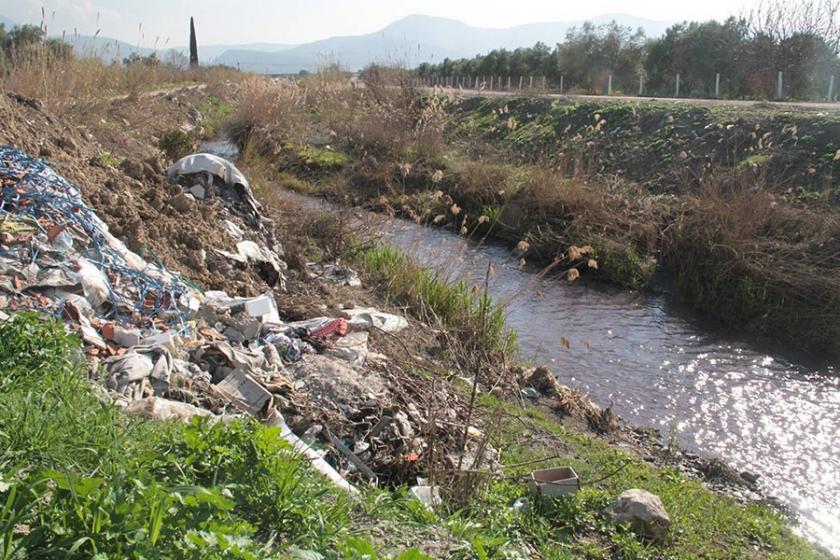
(519, 75), (523, 90)
(507, 76), (511, 90)
(559, 75), (564, 94)
(489, 76), (494, 90)
(498, 76), (502, 90)
(675, 73), (680, 97)
(529, 75), (534, 89)
(715, 73), (720, 97)
(777, 71), (783, 99)
(607, 73), (613, 95)
(828, 75), (835, 101)
(639, 73), (644, 96)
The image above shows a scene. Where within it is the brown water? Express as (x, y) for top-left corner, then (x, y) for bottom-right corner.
(206, 140), (840, 554)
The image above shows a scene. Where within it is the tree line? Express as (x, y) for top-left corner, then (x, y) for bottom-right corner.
(414, 1), (840, 100)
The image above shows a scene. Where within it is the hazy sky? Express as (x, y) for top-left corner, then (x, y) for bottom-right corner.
(4, 0), (759, 46)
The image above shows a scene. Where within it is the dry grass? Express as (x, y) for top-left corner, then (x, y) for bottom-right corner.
(226, 76), (304, 147)
(0, 41), (241, 112)
(665, 176), (840, 352)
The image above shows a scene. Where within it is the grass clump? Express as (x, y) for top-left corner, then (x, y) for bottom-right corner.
(158, 128), (197, 161)
(357, 243), (517, 355)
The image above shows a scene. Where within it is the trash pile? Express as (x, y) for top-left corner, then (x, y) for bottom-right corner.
(0, 147), (495, 491)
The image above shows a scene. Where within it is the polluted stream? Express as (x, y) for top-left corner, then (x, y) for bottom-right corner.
(206, 140), (840, 555)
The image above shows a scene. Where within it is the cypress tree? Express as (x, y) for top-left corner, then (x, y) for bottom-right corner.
(189, 16), (198, 68)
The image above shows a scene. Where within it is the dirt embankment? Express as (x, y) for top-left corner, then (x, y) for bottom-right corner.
(452, 96), (840, 195)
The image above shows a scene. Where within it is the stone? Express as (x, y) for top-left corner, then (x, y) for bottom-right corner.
(607, 489), (671, 542)
(171, 192), (195, 213)
(189, 184), (206, 200)
(523, 366), (561, 396)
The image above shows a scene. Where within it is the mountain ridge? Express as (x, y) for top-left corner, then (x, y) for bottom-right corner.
(215, 13), (675, 74)
(1, 12), (675, 74)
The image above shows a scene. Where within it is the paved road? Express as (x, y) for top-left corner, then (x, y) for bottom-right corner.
(430, 86), (840, 113)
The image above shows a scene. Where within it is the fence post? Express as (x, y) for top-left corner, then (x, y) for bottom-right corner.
(505, 76), (510, 90)
(828, 75), (835, 101)
(777, 71), (783, 99)
(559, 75), (564, 94)
(519, 76), (523, 90)
(489, 76), (494, 90)
(542, 76), (547, 90)
(675, 73), (680, 97)
(498, 76), (502, 90)
(607, 74), (613, 95)
(529, 75), (534, 89)
(639, 73), (644, 96)
(715, 73), (720, 98)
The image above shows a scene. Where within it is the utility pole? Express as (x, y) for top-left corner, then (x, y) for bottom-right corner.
(189, 16), (198, 68)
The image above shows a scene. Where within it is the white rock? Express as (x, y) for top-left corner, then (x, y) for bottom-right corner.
(607, 489), (671, 542)
(189, 184), (206, 200)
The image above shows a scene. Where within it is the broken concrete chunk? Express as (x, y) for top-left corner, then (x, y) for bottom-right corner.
(188, 184), (206, 200)
(110, 324), (142, 347)
(215, 368), (272, 415)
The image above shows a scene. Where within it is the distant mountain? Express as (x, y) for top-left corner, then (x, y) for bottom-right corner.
(215, 14), (676, 74)
(59, 35), (297, 65)
(62, 34), (159, 63)
(198, 43), (297, 62)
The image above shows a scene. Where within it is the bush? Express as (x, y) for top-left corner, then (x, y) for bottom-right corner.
(158, 129), (197, 161)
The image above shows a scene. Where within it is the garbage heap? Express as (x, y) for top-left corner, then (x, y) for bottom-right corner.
(0, 147), (496, 490)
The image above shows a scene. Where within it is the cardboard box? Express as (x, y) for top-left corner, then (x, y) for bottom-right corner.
(529, 466), (580, 498)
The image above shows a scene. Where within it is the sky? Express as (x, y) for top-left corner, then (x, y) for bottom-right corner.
(3, 0), (760, 46)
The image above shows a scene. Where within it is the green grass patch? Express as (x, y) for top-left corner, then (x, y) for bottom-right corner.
(442, 395), (827, 560)
(356, 243), (517, 355)
(97, 151), (123, 167)
(197, 94), (235, 139)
